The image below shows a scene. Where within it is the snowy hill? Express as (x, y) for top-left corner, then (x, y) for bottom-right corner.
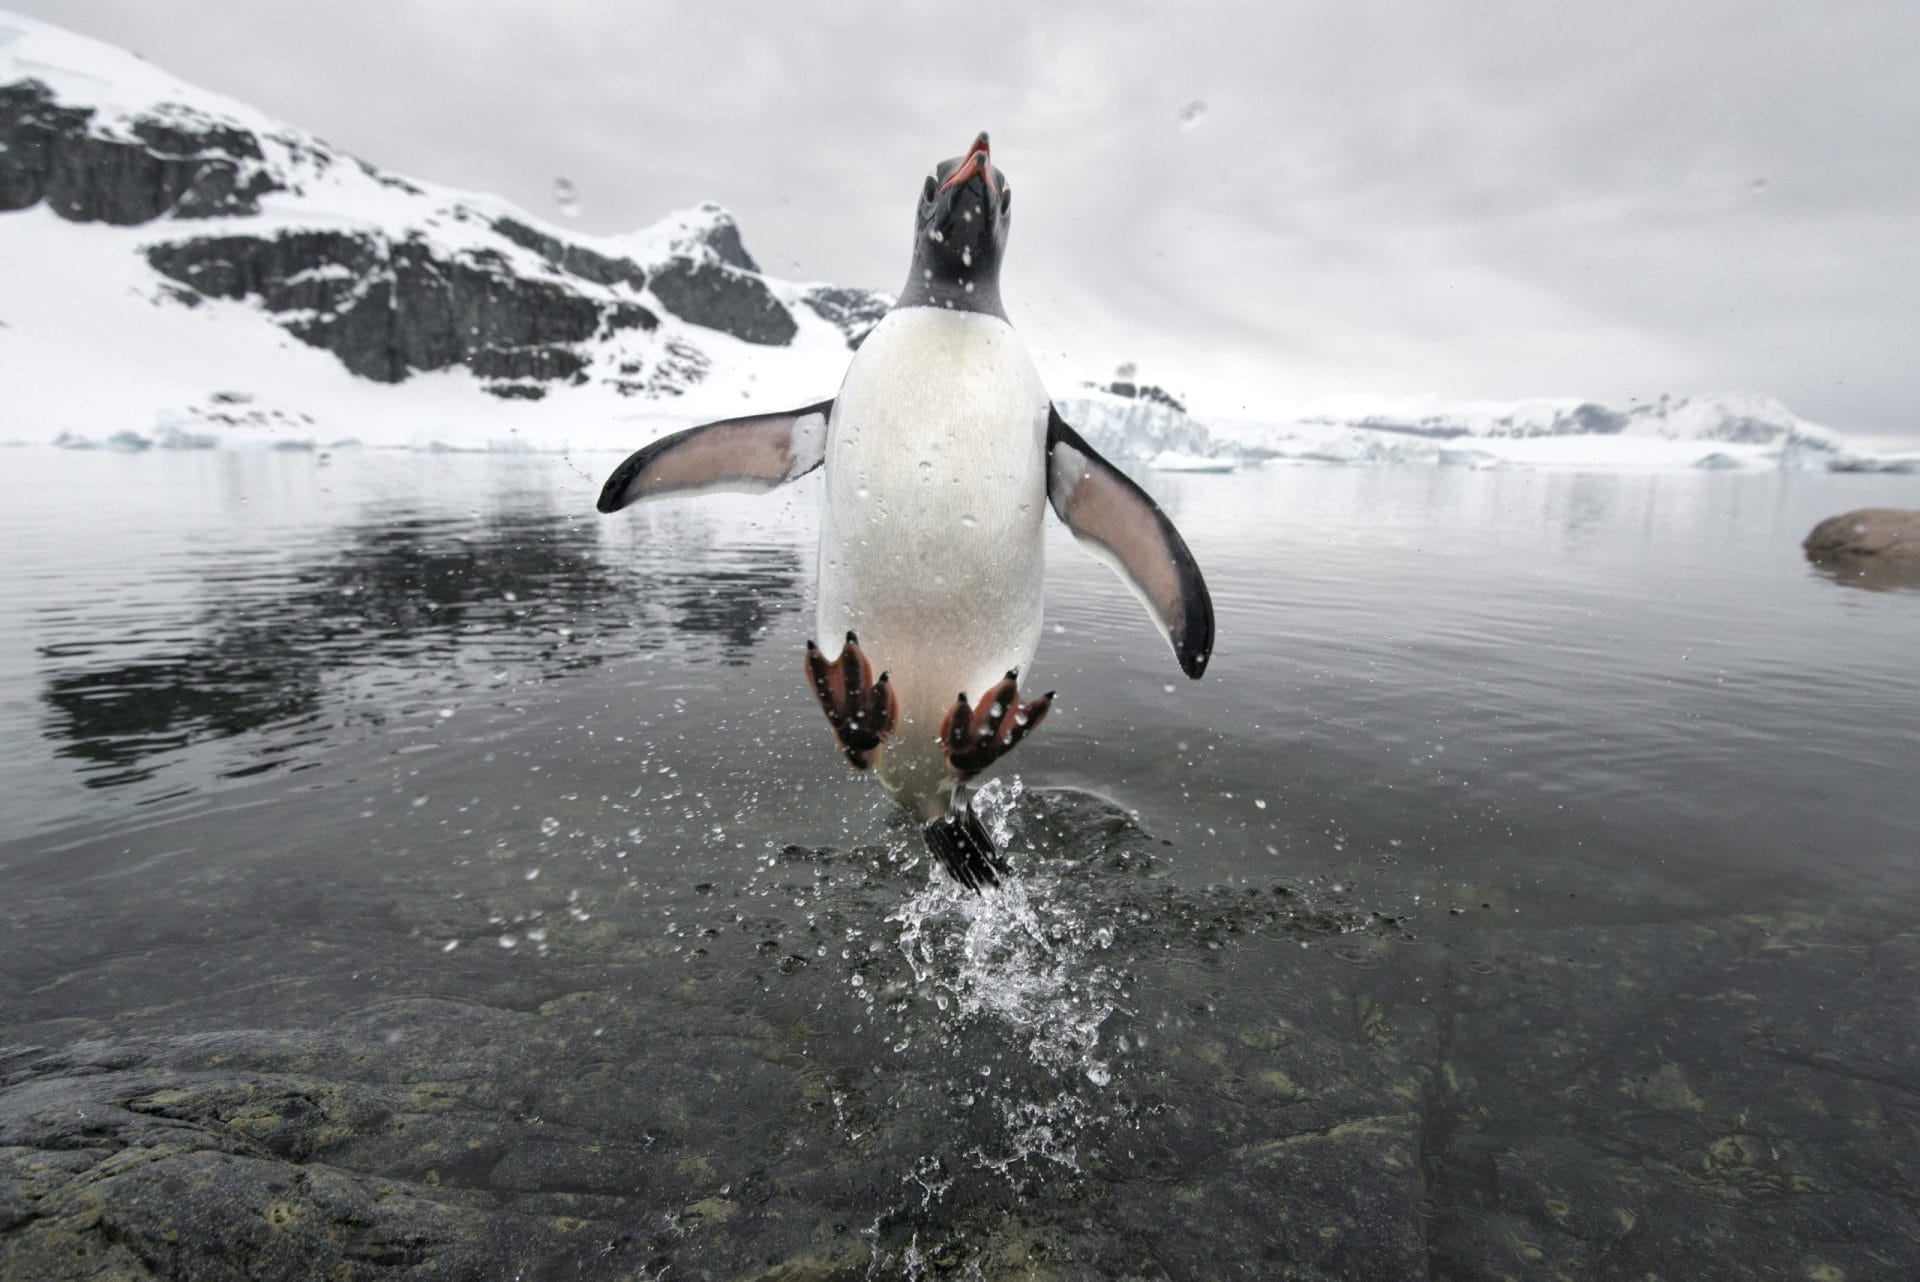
(0, 10), (880, 451)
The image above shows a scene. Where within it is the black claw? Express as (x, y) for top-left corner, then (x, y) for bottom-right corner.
(846, 630), (858, 644)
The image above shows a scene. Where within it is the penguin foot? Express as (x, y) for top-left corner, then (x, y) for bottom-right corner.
(804, 632), (899, 770)
(940, 671), (1053, 777)
(923, 803), (1009, 892)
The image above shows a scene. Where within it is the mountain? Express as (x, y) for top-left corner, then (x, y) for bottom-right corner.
(0, 10), (881, 451)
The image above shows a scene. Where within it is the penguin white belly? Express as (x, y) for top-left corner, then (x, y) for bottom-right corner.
(816, 308), (1049, 818)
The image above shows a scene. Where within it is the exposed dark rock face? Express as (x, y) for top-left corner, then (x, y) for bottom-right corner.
(683, 202), (759, 272)
(146, 233), (651, 385)
(1, 80), (280, 222)
(490, 215), (649, 292)
(802, 284), (893, 349)
(648, 255), (797, 347)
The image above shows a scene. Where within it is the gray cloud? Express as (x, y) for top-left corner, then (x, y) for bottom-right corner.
(17, 0), (1920, 439)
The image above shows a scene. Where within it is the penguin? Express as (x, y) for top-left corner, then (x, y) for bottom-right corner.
(598, 132), (1213, 890)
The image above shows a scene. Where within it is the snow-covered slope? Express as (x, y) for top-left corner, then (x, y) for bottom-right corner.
(0, 10), (880, 452)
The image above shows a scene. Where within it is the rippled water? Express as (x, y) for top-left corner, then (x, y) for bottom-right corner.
(3, 447), (1918, 1278)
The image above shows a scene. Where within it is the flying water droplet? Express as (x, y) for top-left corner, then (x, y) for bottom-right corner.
(552, 177), (581, 219)
(1177, 99), (1209, 131)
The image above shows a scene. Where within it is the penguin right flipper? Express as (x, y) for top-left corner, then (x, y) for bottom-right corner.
(597, 399), (834, 512)
(923, 803), (1009, 892)
(1045, 406), (1216, 679)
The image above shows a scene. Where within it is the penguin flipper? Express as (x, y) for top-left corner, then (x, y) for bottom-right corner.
(596, 399), (834, 512)
(923, 803), (1009, 892)
(1045, 406), (1216, 678)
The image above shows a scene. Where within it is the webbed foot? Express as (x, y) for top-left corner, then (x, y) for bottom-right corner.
(940, 670), (1053, 777)
(924, 803), (1009, 892)
(804, 632), (898, 770)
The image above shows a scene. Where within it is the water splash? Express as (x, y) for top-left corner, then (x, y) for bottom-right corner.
(887, 779), (1125, 1087)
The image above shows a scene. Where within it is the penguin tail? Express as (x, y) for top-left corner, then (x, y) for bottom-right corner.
(923, 803), (1010, 892)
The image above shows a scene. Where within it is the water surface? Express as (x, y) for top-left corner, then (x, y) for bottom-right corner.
(2, 449), (1916, 1278)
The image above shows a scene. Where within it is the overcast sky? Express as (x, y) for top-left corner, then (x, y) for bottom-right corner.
(20, 1), (1920, 441)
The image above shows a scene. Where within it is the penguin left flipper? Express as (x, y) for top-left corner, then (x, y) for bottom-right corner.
(597, 399), (834, 513)
(1045, 406), (1216, 679)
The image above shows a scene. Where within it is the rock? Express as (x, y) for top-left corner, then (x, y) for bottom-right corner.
(680, 202), (760, 273)
(800, 285), (893, 349)
(490, 216), (649, 292)
(146, 232), (654, 385)
(0, 80), (279, 223)
(1804, 508), (1920, 589)
(1804, 508), (1920, 562)
(648, 255), (797, 347)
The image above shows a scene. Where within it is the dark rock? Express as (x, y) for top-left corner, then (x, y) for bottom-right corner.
(491, 216), (649, 292)
(1804, 507), (1920, 562)
(0, 80), (279, 222)
(1101, 380), (1187, 413)
(146, 232), (647, 386)
(683, 203), (760, 272)
(801, 285), (893, 349)
(649, 255), (797, 346)
(1804, 508), (1920, 590)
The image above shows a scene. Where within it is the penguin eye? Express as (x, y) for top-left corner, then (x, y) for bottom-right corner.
(922, 175), (937, 204)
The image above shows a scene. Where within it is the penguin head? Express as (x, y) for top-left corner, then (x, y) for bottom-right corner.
(901, 131), (1011, 313)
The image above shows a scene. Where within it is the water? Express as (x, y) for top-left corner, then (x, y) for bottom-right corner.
(2, 447), (1917, 1277)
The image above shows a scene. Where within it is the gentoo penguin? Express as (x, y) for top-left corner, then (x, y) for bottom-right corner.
(598, 132), (1212, 890)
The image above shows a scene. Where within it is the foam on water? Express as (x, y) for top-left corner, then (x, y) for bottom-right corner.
(888, 779), (1125, 1087)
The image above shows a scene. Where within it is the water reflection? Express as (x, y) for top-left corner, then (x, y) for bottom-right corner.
(36, 505), (802, 795)
(1805, 553), (1920, 592)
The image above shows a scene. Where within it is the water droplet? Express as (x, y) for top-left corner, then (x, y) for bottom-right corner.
(1177, 99), (1209, 131)
(552, 177), (581, 218)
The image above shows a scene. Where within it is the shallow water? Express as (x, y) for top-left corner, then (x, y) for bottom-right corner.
(2, 448), (1917, 1278)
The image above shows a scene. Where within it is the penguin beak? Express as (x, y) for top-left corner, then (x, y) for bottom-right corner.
(937, 131), (997, 200)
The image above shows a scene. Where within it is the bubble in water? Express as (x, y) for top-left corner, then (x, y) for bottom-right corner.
(1177, 99), (1209, 131)
(552, 177), (581, 219)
